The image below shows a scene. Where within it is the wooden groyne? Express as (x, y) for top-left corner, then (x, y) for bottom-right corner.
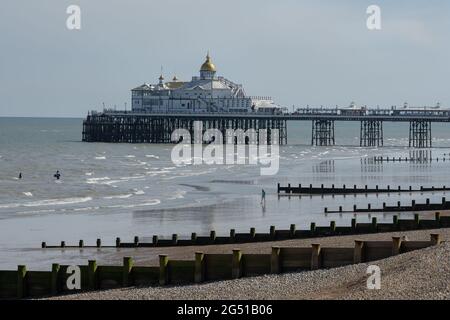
(41, 214), (450, 249)
(326, 198), (450, 214)
(277, 183), (449, 195)
(372, 156), (450, 163)
(1, 233), (442, 299)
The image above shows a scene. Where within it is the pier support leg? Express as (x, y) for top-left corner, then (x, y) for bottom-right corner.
(360, 120), (383, 147)
(409, 120), (432, 148)
(311, 120), (335, 146)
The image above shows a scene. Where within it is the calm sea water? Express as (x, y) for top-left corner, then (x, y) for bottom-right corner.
(0, 117), (450, 269)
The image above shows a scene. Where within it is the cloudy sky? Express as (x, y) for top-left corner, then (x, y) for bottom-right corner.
(1, 0), (449, 117)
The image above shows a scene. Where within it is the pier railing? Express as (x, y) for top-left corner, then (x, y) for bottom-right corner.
(0, 233), (443, 299)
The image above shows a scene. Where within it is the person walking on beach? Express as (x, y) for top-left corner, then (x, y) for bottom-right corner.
(261, 188), (266, 206)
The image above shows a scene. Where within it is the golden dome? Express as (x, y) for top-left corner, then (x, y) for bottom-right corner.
(200, 53), (216, 72)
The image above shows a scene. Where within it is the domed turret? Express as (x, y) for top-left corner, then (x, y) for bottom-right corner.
(200, 52), (216, 79)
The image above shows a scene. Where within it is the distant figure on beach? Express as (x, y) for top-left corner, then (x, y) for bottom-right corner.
(54, 170), (61, 180)
(18, 172), (22, 179)
(261, 189), (266, 206)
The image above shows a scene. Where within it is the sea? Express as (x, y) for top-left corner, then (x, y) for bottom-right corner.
(0, 117), (449, 269)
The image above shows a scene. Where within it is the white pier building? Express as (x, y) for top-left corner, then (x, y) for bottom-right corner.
(131, 53), (282, 114)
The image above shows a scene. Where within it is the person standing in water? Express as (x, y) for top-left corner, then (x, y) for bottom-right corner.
(18, 172), (22, 179)
(261, 189), (266, 206)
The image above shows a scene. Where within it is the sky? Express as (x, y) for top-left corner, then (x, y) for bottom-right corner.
(1, 0), (450, 117)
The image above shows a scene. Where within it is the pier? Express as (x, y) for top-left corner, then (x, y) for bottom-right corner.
(82, 108), (450, 147)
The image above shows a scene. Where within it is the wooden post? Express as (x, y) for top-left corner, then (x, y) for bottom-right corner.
(79, 240), (84, 248)
(414, 214), (420, 227)
(172, 234), (178, 245)
(371, 217), (377, 232)
(209, 230), (216, 243)
(392, 237), (402, 255)
(353, 204), (357, 211)
(159, 255), (169, 285)
(435, 212), (441, 224)
(430, 234), (441, 246)
(51, 263), (60, 295)
(351, 218), (356, 230)
(116, 237), (121, 248)
(88, 260), (97, 290)
(310, 222), (316, 235)
(123, 257), (133, 287)
(250, 227), (256, 239)
(354, 240), (364, 263)
(17, 265), (27, 299)
(230, 229), (235, 243)
(194, 252), (205, 283)
(330, 221), (336, 233)
(232, 249), (242, 279)
(393, 215), (398, 226)
(270, 247), (281, 274)
(96, 238), (101, 248)
(311, 244), (321, 270)
(289, 224), (296, 238)
(269, 226), (276, 239)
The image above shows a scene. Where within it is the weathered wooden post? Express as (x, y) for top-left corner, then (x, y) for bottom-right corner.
(159, 255), (169, 285)
(229, 229), (235, 243)
(353, 240), (365, 263)
(310, 222), (316, 235)
(270, 247), (281, 274)
(339, 206), (343, 212)
(435, 212), (441, 224)
(414, 214), (420, 227)
(330, 221), (336, 233)
(277, 183), (280, 193)
(209, 230), (216, 243)
(392, 237), (402, 255)
(353, 204), (357, 211)
(17, 265), (27, 299)
(430, 234), (441, 246)
(250, 227), (256, 240)
(122, 257), (133, 287)
(371, 217), (377, 232)
(172, 234), (178, 245)
(289, 224), (296, 238)
(311, 244), (321, 270)
(232, 249), (242, 279)
(269, 226), (276, 239)
(194, 252), (205, 283)
(51, 263), (60, 295)
(351, 218), (356, 231)
(88, 260), (97, 290)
